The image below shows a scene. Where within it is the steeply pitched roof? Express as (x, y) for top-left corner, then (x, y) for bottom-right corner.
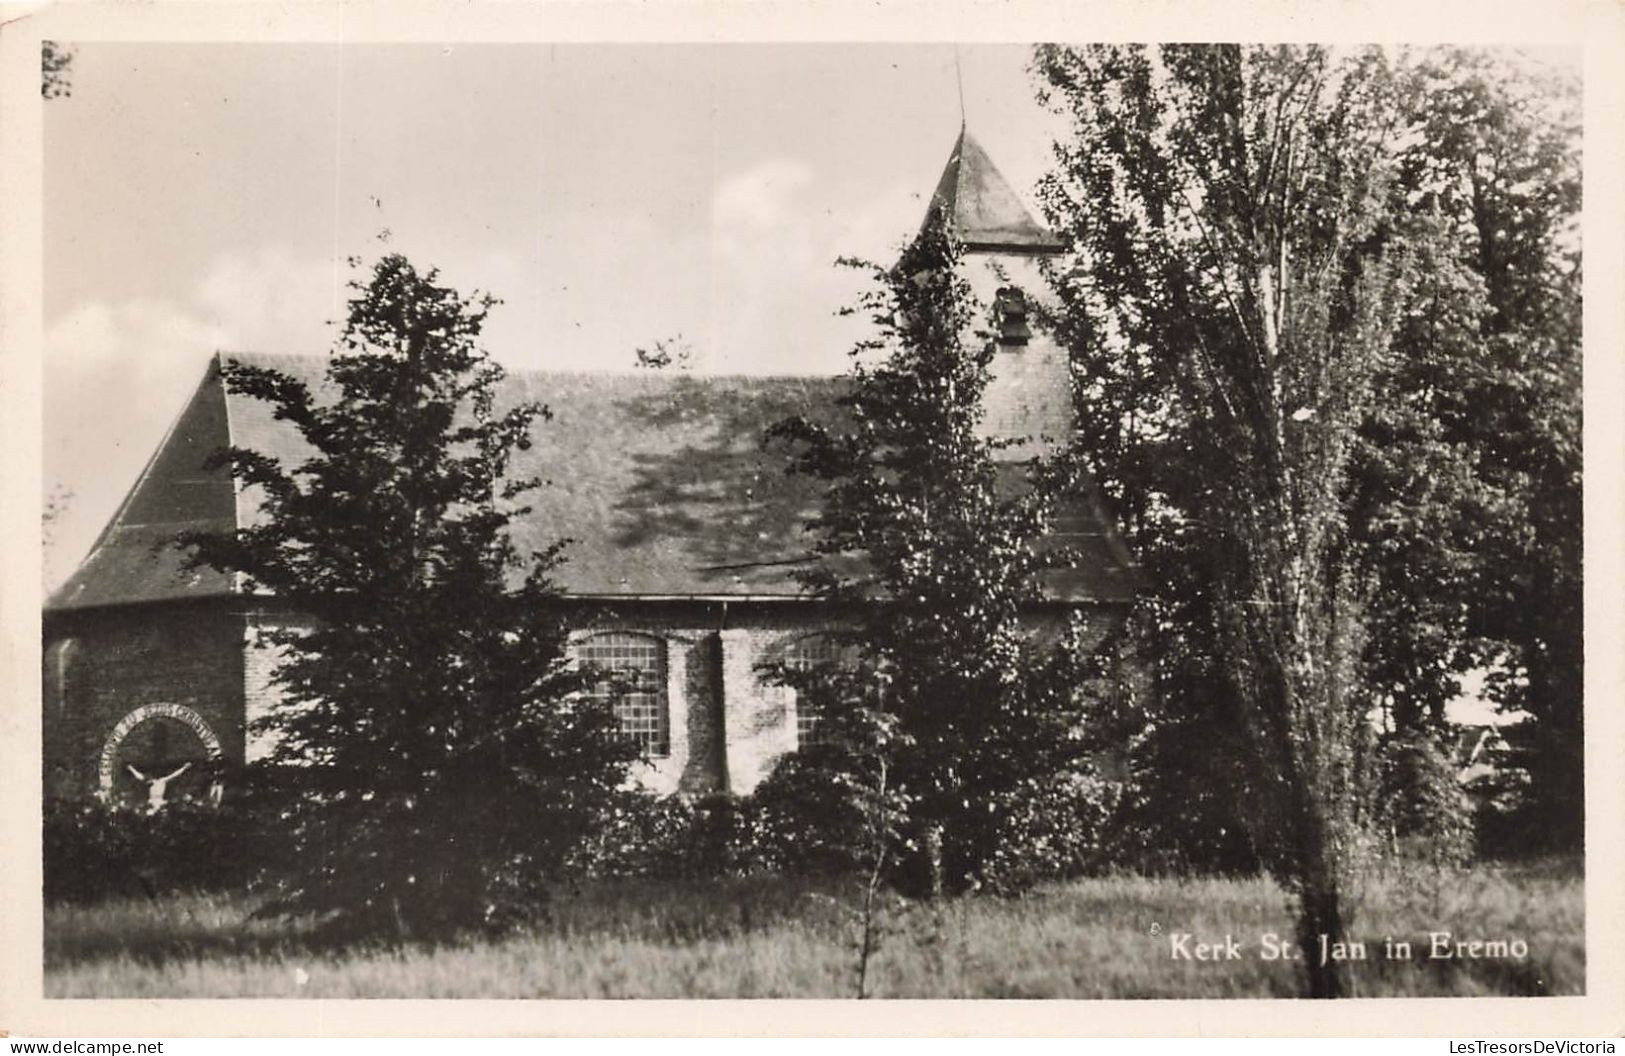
(50, 364), (242, 611)
(922, 128), (1065, 253)
(48, 352), (1137, 611)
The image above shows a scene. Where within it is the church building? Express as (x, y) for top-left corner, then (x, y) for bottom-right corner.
(42, 131), (1138, 809)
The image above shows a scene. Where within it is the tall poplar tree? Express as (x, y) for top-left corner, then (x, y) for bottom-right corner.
(1035, 44), (1421, 996)
(1036, 43), (1584, 888)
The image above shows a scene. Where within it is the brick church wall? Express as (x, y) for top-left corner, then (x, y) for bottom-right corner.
(242, 612), (307, 764)
(721, 627), (797, 795)
(966, 253), (1075, 462)
(236, 600), (841, 797)
(47, 597), (1127, 803)
(563, 601), (841, 796)
(43, 601), (247, 801)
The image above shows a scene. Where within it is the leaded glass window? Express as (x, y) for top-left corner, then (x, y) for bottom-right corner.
(577, 632), (669, 758)
(783, 634), (841, 749)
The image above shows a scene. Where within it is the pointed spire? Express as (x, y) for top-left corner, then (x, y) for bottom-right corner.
(920, 128), (1064, 254)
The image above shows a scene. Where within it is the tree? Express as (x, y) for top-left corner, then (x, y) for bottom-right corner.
(1035, 46), (1583, 871)
(42, 41), (73, 99)
(1389, 48), (1581, 853)
(1321, 49), (1581, 858)
(766, 221), (1105, 895)
(181, 253), (638, 939)
(1035, 44), (1426, 996)
(632, 334), (695, 371)
(42, 484), (72, 552)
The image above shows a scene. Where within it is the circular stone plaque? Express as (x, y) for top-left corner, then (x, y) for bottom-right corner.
(97, 702), (224, 806)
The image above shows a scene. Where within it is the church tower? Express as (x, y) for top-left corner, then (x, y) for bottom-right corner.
(920, 128), (1073, 461)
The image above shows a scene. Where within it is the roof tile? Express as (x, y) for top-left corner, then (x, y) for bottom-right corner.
(47, 352), (1135, 611)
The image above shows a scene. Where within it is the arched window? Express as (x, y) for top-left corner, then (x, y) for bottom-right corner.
(782, 634), (846, 749)
(576, 632), (669, 758)
(45, 637), (76, 714)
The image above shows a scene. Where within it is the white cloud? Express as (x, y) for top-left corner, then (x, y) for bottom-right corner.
(43, 245), (346, 592)
(43, 298), (225, 592)
(829, 177), (921, 265)
(712, 159), (815, 234)
(703, 161), (924, 375)
(195, 246), (346, 356)
(707, 159), (841, 373)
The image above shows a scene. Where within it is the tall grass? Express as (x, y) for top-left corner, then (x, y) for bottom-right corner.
(44, 863), (1582, 999)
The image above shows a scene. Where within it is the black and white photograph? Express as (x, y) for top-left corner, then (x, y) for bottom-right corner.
(4, 1), (1620, 1034)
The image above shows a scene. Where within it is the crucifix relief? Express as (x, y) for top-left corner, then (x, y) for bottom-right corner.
(125, 760), (193, 813)
(98, 703), (225, 808)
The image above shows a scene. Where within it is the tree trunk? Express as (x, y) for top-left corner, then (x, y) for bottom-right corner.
(923, 824), (945, 900)
(1297, 877), (1353, 998)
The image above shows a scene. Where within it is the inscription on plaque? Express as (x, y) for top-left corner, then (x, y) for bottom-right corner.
(97, 702), (224, 809)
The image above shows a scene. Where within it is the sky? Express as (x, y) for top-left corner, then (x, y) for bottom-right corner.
(42, 42), (1066, 591)
(31, 34), (1600, 737)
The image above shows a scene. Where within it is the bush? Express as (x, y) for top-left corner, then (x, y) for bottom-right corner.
(1040, 638), (1263, 880)
(1374, 730), (1475, 866)
(1465, 720), (1546, 861)
(752, 747), (908, 878)
(43, 798), (266, 904)
(978, 770), (1120, 892)
(1083, 701), (1264, 878)
(569, 792), (777, 880)
(744, 744), (1126, 893)
(571, 764), (905, 883)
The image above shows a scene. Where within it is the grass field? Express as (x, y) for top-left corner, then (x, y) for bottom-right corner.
(44, 861), (1582, 999)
